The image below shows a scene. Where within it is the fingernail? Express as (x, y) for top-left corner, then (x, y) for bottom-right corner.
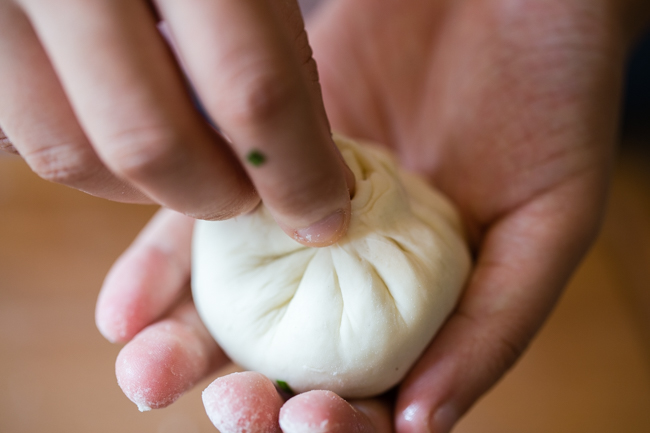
(292, 209), (348, 247)
(430, 404), (458, 433)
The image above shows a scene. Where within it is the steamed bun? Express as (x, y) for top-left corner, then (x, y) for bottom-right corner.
(192, 135), (471, 398)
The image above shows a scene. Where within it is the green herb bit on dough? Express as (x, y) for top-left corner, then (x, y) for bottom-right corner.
(276, 380), (294, 395)
(246, 150), (266, 167)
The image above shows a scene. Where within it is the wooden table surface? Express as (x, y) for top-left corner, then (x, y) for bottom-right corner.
(1, 147), (649, 433)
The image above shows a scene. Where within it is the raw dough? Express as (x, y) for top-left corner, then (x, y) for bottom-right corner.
(192, 135), (471, 398)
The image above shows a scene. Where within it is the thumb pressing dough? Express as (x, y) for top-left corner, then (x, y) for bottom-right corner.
(192, 135), (471, 398)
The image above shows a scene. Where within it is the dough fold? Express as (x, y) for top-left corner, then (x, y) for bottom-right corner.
(192, 135), (471, 398)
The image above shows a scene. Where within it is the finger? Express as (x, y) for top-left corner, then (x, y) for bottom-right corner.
(0, 2), (148, 201)
(280, 391), (383, 433)
(202, 372), (283, 433)
(155, 0), (354, 246)
(116, 301), (228, 412)
(19, 0), (258, 219)
(351, 398), (395, 433)
(96, 209), (193, 343)
(395, 176), (606, 433)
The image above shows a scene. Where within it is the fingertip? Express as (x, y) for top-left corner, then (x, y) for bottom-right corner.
(95, 247), (172, 343)
(280, 390), (375, 433)
(394, 347), (466, 433)
(115, 318), (214, 411)
(96, 209), (195, 343)
(202, 372), (283, 433)
(95, 257), (143, 344)
(280, 205), (351, 248)
(395, 397), (458, 433)
(95, 302), (129, 344)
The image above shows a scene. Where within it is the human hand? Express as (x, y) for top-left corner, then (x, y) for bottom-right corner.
(96, 209), (394, 432)
(96, 0), (650, 431)
(310, 0), (649, 431)
(0, 0), (352, 246)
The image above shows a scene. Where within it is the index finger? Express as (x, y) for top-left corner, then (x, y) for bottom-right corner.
(156, 0), (354, 246)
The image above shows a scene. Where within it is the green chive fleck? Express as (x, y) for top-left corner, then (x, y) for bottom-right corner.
(276, 380), (294, 394)
(246, 150), (266, 167)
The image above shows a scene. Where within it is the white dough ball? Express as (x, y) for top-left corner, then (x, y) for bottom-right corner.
(192, 135), (471, 398)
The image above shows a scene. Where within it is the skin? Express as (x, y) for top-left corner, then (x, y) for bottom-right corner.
(2, 0), (648, 431)
(0, 0), (354, 244)
(96, 1), (650, 432)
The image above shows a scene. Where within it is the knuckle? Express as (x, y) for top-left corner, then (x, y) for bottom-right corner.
(224, 69), (299, 126)
(455, 309), (529, 376)
(25, 142), (98, 185)
(493, 332), (528, 370)
(101, 126), (185, 180)
(191, 183), (259, 222)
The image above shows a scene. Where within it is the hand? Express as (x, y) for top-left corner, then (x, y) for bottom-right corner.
(0, 0), (353, 246)
(96, 0), (650, 431)
(312, 0), (647, 430)
(97, 209), (394, 431)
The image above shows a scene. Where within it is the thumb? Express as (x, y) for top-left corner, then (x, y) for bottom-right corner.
(395, 178), (603, 432)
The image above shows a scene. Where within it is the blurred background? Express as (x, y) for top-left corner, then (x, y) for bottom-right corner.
(1, 7), (650, 433)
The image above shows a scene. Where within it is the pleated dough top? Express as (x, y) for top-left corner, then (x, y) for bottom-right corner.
(192, 135), (471, 398)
